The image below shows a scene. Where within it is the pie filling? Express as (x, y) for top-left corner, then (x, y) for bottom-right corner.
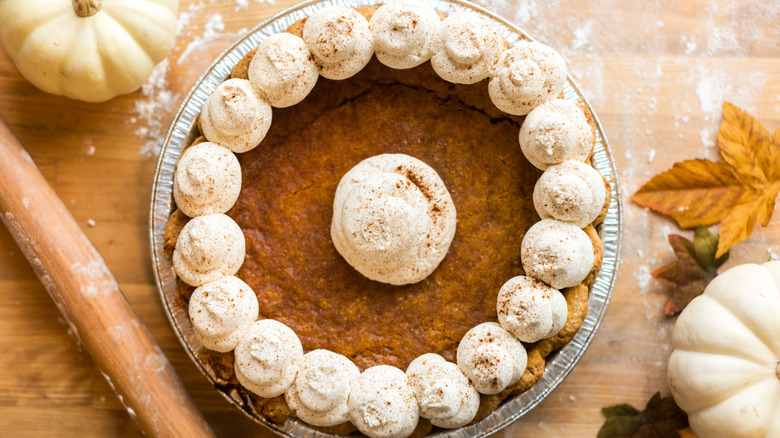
(229, 58), (541, 371)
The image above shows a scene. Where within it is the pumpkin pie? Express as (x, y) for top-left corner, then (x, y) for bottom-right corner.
(164, 3), (608, 437)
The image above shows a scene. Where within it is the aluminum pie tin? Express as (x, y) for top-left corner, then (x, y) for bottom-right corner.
(149, 0), (624, 436)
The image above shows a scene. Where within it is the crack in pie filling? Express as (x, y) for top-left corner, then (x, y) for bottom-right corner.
(164, 3), (609, 437)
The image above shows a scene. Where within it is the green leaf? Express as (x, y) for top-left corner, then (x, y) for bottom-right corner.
(691, 226), (729, 275)
(598, 415), (642, 438)
(602, 404), (641, 417)
(598, 393), (689, 438)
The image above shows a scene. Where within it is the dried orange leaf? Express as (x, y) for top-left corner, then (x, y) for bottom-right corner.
(631, 159), (744, 227)
(718, 102), (772, 184)
(769, 128), (780, 181)
(634, 102), (780, 257)
(716, 185), (780, 257)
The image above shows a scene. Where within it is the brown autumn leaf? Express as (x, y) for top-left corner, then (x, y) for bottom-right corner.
(652, 226), (728, 315)
(632, 102), (780, 257)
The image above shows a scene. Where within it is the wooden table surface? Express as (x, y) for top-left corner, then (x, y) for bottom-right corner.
(0, 0), (778, 436)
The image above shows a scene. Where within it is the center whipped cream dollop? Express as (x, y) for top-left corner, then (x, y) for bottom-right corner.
(349, 365), (419, 438)
(331, 154), (456, 285)
(406, 354), (479, 428)
(285, 349), (360, 427)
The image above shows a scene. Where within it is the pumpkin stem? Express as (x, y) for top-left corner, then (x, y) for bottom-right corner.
(72, 0), (103, 17)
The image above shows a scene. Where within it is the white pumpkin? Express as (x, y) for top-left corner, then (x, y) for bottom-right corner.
(668, 261), (780, 438)
(0, 0), (178, 102)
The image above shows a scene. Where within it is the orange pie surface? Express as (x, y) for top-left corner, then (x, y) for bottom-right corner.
(227, 58), (543, 371)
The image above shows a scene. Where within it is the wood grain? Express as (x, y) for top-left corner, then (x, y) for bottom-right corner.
(0, 0), (778, 437)
(0, 119), (215, 437)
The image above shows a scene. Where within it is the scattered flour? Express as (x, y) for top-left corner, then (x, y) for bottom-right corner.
(234, 0), (275, 11)
(707, 27), (740, 55)
(692, 64), (766, 156)
(699, 127), (716, 148)
(634, 265), (652, 294)
(132, 59), (176, 157)
(178, 13), (227, 64)
(682, 36), (697, 55)
(570, 20), (593, 51)
(656, 325), (667, 340)
(513, 0), (534, 25)
(82, 136), (96, 156)
(695, 72), (720, 115)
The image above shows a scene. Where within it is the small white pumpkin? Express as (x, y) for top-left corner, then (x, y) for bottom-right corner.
(0, 0), (178, 102)
(668, 261), (780, 438)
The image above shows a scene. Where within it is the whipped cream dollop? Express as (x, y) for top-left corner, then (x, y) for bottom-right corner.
(533, 160), (606, 228)
(369, 1), (442, 69)
(331, 154), (456, 285)
(172, 214), (245, 287)
(406, 354), (479, 429)
(303, 6), (373, 80)
(234, 319), (304, 398)
(456, 322), (527, 395)
(249, 32), (319, 108)
(431, 13), (504, 84)
(199, 78), (272, 153)
(285, 349), (360, 427)
(173, 142), (241, 218)
(519, 99), (594, 170)
(188, 276), (259, 352)
(521, 219), (594, 289)
(497, 276), (567, 343)
(349, 365), (419, 438)
(488, 42), (567, 115)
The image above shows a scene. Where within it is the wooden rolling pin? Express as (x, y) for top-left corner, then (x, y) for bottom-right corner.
(0, 119), (216, 438)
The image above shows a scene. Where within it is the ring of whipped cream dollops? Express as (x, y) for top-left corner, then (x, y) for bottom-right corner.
(170, 2), (607, 437)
